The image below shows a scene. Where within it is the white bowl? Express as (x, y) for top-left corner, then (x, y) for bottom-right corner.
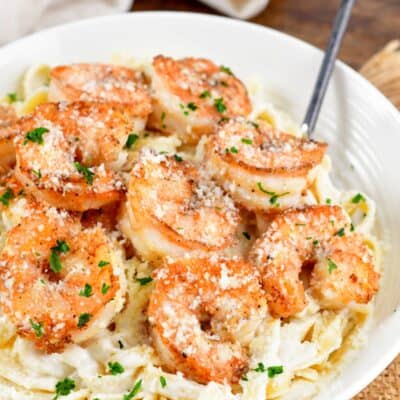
(0, 12), (399, 400)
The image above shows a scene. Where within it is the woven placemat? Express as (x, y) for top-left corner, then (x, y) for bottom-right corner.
(353, 40), (400, 400)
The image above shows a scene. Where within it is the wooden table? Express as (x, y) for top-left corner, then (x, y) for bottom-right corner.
(133, 1), (400, 398)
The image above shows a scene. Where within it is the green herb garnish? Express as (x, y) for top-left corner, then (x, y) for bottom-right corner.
(220, 65), (233, 75)
(7, 92), (17, 103)
(160, 375), (167, 388)
(53, 378), (75, 400)
(74, 162), (94, 185)
(32, 169), (42, 179)
(187, 102), (197, 111)
(214, 97), (227, 113)
(351, 193), (365, 204)
(108, 361), (124, 375)
(125, 133), (139, 149)
(0, 188), (14, 206)
(254, 362), (266, 372)
(268, 365), (284, 378)
(334, 227), (345, 237)
(101, 283), (111, 295)
(174, 154), (183, 162)
(241, 138), (253, 145)
(24, 127), (49, 145)
(79, 283), (93, 298)
(123, 379), (142, 400)
(98, 260), (110, 268)
(161, 111), (167, 128)
(327, 258), (338, 274)
(30, 319), (43, 338)
(77, 313), (91, 328)
(199, 90), (211, 99)
(136, 276), (153, 286)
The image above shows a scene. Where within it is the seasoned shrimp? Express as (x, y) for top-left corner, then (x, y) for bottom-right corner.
(49, 63), (151, 109)
(120, 150), (239, 260)
(147, 55), (252, 144)
(0, 105), (19, 171)
(148, 257), (267, 384)
(250, 205), (379, 318)
(14, 101), (148, 211)
(203, 118), (327, 212)
(0, 207), (122, 351)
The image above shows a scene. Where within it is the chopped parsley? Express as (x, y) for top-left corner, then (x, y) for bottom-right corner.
(161, 111), (167, 128)
(225, 146), (238, 154)
(327, 258), (338, 274)
(180, 102), (197, 116)
(220, 65), (233, 75)
(350, 223), (355, 232)
(174, 154), (183, 162)
(249, 121), (259, 129)
(0, 188), (14, 206)
(351, 193), (365, 204)
(79, 283), (93, 297)
(125, 133), (139, 149)
(254, 362), (266, 372)
(101, 282), (111, 295)
(187, 102), (197, 111)
(30, 319), (43, 338)
(199, 90), (211, 99)
(77, 313), (91, 328)
(24, 127), (49, 145)
(160, 375), (167, 388)
(53, 240), (70, 253)
(7, 92), (17, 103)
(98, 260), (110, 268)
(334, 227), (345, 237)
(312, 239), (319, 246)
(118, 339), (124, 349)
(214, 97), (227, 113)
(268, 365), (284, 378)
(123, 379), (142, 400)
(74, 162), (94, 185)
(241, 138), (253, 145)
(253, 363), (284, 378)
(49, 251), (62, 273)
(108, 361), (125, 375)
(241, 375), (249, 381)
(242, 231), (251, 240)
(53, 378), (75, 399)
(32, 169), (42, 179)
(326, 198), (332, 205)
(136, 276), (153, 286)
(256, 182), (289, 205)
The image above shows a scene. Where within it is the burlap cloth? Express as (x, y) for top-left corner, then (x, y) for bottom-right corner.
(354, 40), (400, 400)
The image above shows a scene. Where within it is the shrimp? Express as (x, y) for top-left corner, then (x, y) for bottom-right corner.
(203, 118), (327, 212)
(49, 63), (152, 109)
(249, 205), (379, 318)
(147, 55), (252, 144)
(120, 150), (239, 260)
(0, 105), (19, 171)
(148, 257), (267, 384)
(0, 207), (122, 352)
(14, 101), (148, 211)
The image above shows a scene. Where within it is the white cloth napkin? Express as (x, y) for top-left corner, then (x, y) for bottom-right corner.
(200, 0), (269, 19)
(0, 0), (269, 46)
(0, 0), (132, 45)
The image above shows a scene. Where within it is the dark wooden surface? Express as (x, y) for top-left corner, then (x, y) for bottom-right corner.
(131, 1), (400, 398)
(132, 0), (400, 69)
